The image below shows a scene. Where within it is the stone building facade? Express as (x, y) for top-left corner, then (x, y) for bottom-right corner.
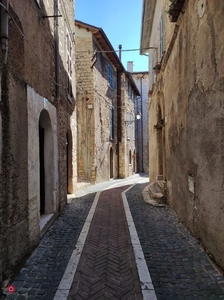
(141, 0), (224, 271)
(0, 0), (76, 282)
(75, 20), (140, 183)
(119, 72), (140, 178)
(131, 71), (149, 173)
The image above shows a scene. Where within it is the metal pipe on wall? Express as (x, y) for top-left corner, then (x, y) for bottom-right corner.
(140, 74), (145, 172)
(0, 0), (9, 63)
(55, 0), (60, 98)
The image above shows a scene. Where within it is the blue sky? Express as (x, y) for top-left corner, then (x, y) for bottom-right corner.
(75, 0), (148, 72)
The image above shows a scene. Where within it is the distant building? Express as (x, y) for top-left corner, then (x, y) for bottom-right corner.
(131, 70), (149, 173)
(75, 20), (140, 184)
(119, 71), (140, 178)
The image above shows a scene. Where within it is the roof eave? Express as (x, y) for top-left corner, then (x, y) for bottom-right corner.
(140, 0), (156, 55)
(75, 20), (125, 72)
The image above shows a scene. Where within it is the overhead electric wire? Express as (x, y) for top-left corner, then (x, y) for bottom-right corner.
(75, 47), (156, 54)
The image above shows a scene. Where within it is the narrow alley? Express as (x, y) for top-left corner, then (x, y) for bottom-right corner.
(1, 175), (224, 300)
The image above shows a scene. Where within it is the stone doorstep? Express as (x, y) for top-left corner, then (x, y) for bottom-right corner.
(148, 182), (164, 199)
(156, 179), (166, 191)
(40, 213), (57, 238)
(156, 174), (163, 180)
(142, 185), (166, 207)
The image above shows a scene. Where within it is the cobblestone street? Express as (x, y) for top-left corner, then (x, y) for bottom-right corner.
(1, 175), (224, 299)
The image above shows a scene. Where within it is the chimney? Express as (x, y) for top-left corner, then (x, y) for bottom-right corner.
(127, 61), (134, 73)
(119, 44), (122, 60)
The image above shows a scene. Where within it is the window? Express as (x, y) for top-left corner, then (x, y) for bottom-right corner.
(132, 91), (135, 103)
(127, 81), (131, 96)
(127, 112), (130, 139)
(152, 56), (155, 84)
(160, 14), (164, 59)
(113, 77), (117, 90)
(129, 150), (132, 165)
(35, 0), (41, 8)
(66, 30), (73, 98)
(110, 107), (114, 139)
(108, 64), (113, 88)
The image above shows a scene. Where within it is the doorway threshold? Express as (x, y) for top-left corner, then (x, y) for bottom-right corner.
(40, 213), (56, 238)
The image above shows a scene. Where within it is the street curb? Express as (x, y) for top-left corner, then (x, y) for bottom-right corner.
(122, 185), (158, 300)
(53, 191), (101, 300)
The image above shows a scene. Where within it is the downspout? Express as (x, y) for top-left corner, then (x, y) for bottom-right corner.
(140, 74), (145, 172)
(118, 44), (122, 61)
(0, 0), (9, 64)
(117, 71), (122, 178)
(117, 44), (122, 178)
(54, 0), (59, 99)
(54, 0), (60, 212)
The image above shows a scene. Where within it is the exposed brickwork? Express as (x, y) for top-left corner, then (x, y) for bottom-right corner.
(68, 187), (143, 300)
(75, 25), (118, 184)
(119, 73), (138, 178)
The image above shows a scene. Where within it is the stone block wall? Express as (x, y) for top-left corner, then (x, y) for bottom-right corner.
(75, 28), (95, 182)
(75, 26), (118, 183)
(0, 0), (76, 282)
(119, 73), (136, 178)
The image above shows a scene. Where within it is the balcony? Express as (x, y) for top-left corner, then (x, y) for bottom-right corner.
(167, 0), (185, 22)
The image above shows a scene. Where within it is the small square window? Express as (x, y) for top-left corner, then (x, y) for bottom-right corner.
(35, 0), (41, 8)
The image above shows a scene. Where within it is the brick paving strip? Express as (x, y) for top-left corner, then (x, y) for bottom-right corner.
(61, 185), (156, 300)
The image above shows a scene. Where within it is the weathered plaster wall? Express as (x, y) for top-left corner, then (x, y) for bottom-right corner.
(0, 69), (29, 281)
(162, 0), (224, 270)
(0, 0), (76, 282)
(147, 0), (166, 182)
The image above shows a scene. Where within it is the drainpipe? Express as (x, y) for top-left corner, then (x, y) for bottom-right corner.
(117, 71), (122, 178)
(118, 44), (122, 61)
(0, 0), (9, 64)
(54, 0), (59, 99)
(140, 74), (145, 172)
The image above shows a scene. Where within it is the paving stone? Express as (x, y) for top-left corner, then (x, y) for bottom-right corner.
(2, 193), (95, 300)
(1, 178), (224, 300)
(126, 183), (224, 300)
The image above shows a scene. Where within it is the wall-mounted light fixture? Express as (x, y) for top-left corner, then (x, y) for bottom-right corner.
(125, 113), (141, 124)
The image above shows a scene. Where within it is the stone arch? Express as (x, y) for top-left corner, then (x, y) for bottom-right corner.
(39, 109), (55, 215)
(110, 147), (113, 179)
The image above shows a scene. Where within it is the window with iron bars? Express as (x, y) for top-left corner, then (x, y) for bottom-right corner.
(66, 30), (73, 99)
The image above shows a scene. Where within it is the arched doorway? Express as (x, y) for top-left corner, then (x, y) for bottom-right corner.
(39, 109), (55, 215)
(157, 105), (163, 175)
(133, 150), (136, 173)
(66, 130), (73, 194)
(39, 124), (45, 215)
(110, 148), (113, 179)
(129, 150), (132, 165)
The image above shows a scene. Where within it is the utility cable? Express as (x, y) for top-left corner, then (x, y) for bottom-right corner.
(0, 2), (80, 99)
